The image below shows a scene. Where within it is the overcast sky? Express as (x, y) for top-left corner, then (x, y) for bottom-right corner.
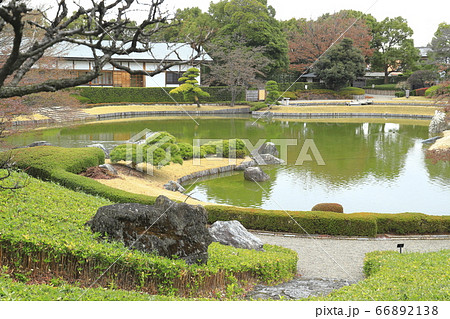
(163, 0), (450, 47)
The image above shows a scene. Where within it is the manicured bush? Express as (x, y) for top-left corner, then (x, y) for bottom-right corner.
(205, 205), (378, 237)
(265, 80), (280, 105)
(358, 213), (450, 235)
(208, 243), (298, 285)
(2, 146), (158, 205)
(110, 131), (183, 167)
(0, 172), (298, 297)
(249, 102), (267, 111)
(338, 87), (365, 96)
(311, 203), (344, 213)
(425, 85), (440, 97)
(200, 139), (246, 158)
(280, 91), (297, 99)
(74, 86), (245, 104)
(315, 250), (450, 301)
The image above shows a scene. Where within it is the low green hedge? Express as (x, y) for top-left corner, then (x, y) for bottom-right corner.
(364, 84), (401, 91)
(315, 250), (450, 301)
(355, 213), (450, 235)
(0, 172), (298, 297)
(206, 205), (378, 237)
(3, 146), (157, 205)
(74, 87), (245, 104)
(206, 206), (450, 237)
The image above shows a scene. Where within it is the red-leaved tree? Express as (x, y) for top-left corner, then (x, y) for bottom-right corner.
(288, 14), (373, 73)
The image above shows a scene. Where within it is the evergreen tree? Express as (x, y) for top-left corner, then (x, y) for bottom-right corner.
(169, 68), (210, 107)
(314, 38), (365, 90)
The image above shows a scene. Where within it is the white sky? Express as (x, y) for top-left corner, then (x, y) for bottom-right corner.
(163, 0), (450, 47)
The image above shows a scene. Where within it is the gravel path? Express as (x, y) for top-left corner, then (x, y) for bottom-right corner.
(255, 233), (450, 281)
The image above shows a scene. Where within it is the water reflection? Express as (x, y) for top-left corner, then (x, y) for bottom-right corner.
(6, 117), (449, 215)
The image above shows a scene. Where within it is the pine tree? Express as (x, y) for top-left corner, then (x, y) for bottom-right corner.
(169, 68), (210, 107)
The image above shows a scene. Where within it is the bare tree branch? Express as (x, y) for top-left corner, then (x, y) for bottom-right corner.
(0, 0), (210, 98)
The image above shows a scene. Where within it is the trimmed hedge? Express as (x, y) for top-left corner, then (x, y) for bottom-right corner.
(206, 205), (378, 237)
(3, 146), (157, 205)
(315, 250), (450, 301)
(355, 213), (450, 235)
(206, 206), (450, 237)
(338, 87), (365, 96)
(74, 86), (245, 104)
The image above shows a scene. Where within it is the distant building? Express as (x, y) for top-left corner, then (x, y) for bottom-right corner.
(417, 46), (432, 62)
(54, 42), (212, 88)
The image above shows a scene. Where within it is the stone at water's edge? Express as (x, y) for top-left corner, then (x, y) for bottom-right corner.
(86, 195), (212, 265)
(87, 143), (110, 158)
(244, 166), (270, 182)
(256, 142), (279, 157)
(254, 153), (285, 165)
(429, 111), (447, 134)
(235, 159), (257, 171)
(209, 220), (264, 251)
(164, 180), (186, 193)
(27, 141), (52, 147)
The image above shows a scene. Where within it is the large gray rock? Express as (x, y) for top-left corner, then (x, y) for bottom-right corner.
(164, 180), (186, 193)
(235, 159), (257, 171)
(87, 143), (110, 158)
(254, 154), (285, 165)
(244, 167), (270, 182)
(429, 111), (447, 134)
(257, 142), (279, 157)
(209, 220), (264, 251)
(86, 195), (212, 264)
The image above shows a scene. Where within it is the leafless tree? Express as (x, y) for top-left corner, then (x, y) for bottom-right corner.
(206, 38), (270, 106)
(0, 0), (211, 99)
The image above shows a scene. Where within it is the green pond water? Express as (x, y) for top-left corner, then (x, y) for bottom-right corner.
(8, 116), (450, 215)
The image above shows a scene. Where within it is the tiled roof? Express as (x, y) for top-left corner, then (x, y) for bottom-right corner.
(55, 41), (212, 62)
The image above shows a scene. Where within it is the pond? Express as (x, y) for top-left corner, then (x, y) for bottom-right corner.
(7, 116), (450, 215)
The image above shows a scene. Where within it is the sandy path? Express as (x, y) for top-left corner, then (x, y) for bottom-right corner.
(98, 157), (246, 205)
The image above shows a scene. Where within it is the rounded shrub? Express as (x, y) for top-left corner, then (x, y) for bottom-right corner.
(311, 203), (344, 213)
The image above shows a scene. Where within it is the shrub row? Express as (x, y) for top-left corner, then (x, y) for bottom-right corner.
(0, 171), (298, 297)
(277, 82), (326, 91)
(206, 205), (378, 237)
(3, 146), (157, 205)
(314, 250), (450, 301)
(74, 86), (245, 104)
(364, 84), (401, 91)
(206, 206), (450, 237)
